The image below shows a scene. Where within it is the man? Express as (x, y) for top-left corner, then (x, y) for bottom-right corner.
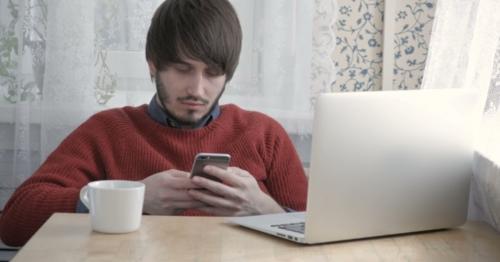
(0, 0), (307, 246)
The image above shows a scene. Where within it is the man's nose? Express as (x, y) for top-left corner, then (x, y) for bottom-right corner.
(187, 72), (205, 96)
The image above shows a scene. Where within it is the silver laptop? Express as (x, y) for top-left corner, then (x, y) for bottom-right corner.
(229, 89), (481, 244)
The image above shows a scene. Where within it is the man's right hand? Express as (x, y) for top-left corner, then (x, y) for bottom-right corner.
(141, 169), (208, 215)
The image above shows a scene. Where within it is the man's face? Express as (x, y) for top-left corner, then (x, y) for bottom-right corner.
(150, 58), (227, 126)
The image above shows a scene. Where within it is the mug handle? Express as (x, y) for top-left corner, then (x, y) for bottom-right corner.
(79, 185), (90, 209)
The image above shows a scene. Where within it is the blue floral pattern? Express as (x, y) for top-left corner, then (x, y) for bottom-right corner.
(331, 0), (384, 92)
(393, 0), (435, 90)
(331, 0), (435, 92)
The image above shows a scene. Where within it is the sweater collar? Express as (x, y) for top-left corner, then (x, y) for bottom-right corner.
(147, 95), (220, 129)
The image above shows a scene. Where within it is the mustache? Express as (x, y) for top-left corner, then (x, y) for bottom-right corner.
(177, 95), (209, 105)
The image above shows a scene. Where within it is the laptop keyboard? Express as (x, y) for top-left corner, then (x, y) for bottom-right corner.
(271, 222), (305, 234)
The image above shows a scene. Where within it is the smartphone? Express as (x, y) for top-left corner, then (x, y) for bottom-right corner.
(190, 153), (231, 182)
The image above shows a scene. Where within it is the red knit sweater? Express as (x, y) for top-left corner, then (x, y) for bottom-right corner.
(0, 104), (307, 246)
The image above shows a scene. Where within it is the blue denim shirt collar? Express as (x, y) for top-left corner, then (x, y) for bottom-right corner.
(147, 95), (220, 129)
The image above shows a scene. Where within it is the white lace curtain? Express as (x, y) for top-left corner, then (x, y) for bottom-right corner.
(0, 0), (319, 208)
(421, 0), (500, 231)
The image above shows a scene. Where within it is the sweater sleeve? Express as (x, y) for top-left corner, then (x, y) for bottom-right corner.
(0, 113), (113, 246)
(263, 122), (308, 211)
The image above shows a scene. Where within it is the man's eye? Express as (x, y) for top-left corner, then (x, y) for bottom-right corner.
(206, 68), (223, 77)
(174, 65), (191, 72)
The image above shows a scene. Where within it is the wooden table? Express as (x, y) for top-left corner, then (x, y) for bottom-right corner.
(12, 213), (500, 261)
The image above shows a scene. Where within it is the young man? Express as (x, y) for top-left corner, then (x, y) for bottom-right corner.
(0, 0), (307, 246)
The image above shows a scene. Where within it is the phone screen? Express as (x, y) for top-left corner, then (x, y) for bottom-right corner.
(190, 153), (231, 182)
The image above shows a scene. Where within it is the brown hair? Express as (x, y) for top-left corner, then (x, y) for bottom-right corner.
(146, 0), (242, 82)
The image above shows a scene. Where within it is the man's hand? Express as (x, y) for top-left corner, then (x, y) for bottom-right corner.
(188, 166), (285, 216)
(141, 169), (208, 215)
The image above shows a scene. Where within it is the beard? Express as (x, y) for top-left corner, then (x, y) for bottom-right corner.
(155, 72), (225, 126)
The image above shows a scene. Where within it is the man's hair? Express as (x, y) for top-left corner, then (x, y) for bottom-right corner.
(146, 0), (242, 82)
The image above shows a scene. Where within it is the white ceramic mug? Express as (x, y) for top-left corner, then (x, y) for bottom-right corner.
(80, 180), (145, 233)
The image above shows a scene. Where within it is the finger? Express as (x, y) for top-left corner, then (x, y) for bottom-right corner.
(169, 200), (208, 209)
(167, 169), (191, 178)
(163, 189), (199, 201)
(166, 171), (203, 189)
(188, 189), (239, 210)
(203, 166), (248, 187)
(191, 176), (240, 199)
(190, 189), (221, 197)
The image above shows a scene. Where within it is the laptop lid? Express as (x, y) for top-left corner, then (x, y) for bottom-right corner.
(303, 89), (481, 243)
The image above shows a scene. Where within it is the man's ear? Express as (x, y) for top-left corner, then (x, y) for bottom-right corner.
(147, 60), (157, 80)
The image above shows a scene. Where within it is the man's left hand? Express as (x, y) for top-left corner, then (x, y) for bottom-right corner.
(188, 166), (285, 216)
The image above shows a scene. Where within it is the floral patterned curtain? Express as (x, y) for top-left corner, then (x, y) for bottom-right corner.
(328, 0), (500, 231)
(330, 0), (436, 92)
